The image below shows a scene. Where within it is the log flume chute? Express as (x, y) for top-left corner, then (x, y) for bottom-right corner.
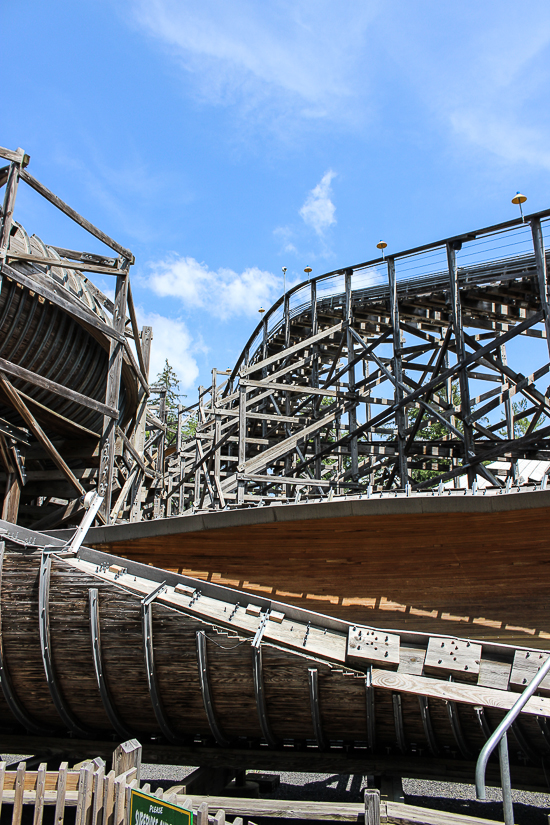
(1, 520), (550, 790)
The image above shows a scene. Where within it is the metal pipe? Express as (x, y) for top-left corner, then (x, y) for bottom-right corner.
(475, 650), (550, 800)
(498, 733), (514, 825)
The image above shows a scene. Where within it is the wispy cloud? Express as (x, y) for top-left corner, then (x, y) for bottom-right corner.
(145, 255), (280, 319)
(299, 170), (336, 236)
(128, 0), (380, 124)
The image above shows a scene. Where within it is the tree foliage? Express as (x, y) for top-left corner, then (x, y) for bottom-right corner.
(153, 359), (195, 444)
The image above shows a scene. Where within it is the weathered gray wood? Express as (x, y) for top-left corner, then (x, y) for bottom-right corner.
(0, 354), (118, 419)
(0, 147), (29, 166)
(32, 764), (47, 825)
(112, 740), (142, 781)
(0, 372), (86, 496)
(5, 250), (122, 276)
(364, 789), (380, 825)
(19, 169), (133, 261)
(11, 763), (25, 825)
(54, 763), (68, 825)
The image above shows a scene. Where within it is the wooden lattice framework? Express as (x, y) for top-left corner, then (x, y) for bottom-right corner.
(0, 145), (169, 528)
(169, 208), (550, 511)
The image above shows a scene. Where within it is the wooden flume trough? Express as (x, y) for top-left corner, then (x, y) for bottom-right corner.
(0, 520), (549, 791)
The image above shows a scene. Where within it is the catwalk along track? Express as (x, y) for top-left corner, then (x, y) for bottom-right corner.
(1, 520), (550, 791)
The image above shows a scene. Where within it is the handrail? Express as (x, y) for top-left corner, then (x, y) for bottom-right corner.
(227, 208), (550, 386)
(475, 650), (550, 824)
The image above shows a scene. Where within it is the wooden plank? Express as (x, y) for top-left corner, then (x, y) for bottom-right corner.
(364, 789), (380, 825)
(240, 321), (344, 376)
(0, 354), (118, 419)
(0, 373), (86, 495)
(0, 761), (6, 817)
(0, 147), (29, 166)
(241, 379), (355, 399)
(20, 169), (133, 261)
(425, 637), (482, 676)
(510, 649), (550, 691)
(54, 763), (68, 825)
(348, 626), (400, 666)
(477, 658), (511, 691)
(5, 250), (121, 277)
(189, 795), (500, 825)
(102, 770), (115, 825)
(12, 763), (26, 825)
(91, 766), (105, 825)
(371, 668), (550, 717)
(32, 764), (47, 825)
(75, 764), (93, 825)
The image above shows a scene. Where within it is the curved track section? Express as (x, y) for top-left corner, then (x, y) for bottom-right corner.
(176, 209), (550, 509)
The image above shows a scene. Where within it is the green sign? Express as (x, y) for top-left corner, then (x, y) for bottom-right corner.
(130, 789), (192, 825)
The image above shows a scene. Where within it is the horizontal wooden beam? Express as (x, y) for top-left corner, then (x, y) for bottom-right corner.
(5, 250), (122, 277)
(0, 355), (118, 419)
(0, 147), (30, 166)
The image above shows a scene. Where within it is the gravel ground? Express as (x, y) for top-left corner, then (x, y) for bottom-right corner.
(4, 753), (550, 823)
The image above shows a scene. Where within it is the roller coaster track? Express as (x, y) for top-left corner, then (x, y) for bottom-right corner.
(169, 208), (550, 511)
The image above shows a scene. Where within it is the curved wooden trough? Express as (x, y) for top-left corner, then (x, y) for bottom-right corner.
(1, 521), (550, 790)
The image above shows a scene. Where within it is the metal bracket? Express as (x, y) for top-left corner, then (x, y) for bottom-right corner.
(89, 588), (132, 739)
(141, 581), (182, 744)
(38, 552), (90, 736)
(308, 667), (328, 751)
(196, 630), (230, 747)
(252, 610), (270, 648)
(418, 695), (439, 756)
(252, 645), (278, 748)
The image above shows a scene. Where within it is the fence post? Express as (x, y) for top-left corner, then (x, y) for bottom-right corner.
(113, 740), (142, 782)
(32, 763), (47, 825)
(0, 760), (6, 817)
(103, 770), (116, 825)
(54, 763), (68, 825)
(76, 764), (94, 825)
(197, 802), (209, 825)
(365, 789), (381, 825)
(12, 762), (26, 825)
(91, 766), (105, 825)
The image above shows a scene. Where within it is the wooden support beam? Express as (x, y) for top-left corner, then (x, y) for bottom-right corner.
(0, 372), (85, 496)
(97, 272), (128, 523)
(0, 354), (118, 419)
(19, 169), (134, 261)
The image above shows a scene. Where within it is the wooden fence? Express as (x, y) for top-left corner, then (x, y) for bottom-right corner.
(0, 741), (502, 825)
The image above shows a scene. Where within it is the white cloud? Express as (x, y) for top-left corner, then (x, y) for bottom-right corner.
(136, 310), (200, 390)
(299, 170), (336, 236)
(128, 0), (380, 123)
(145, 255), (280, 319)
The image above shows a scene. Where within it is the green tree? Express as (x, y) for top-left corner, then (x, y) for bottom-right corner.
(154, 359), (192, 444)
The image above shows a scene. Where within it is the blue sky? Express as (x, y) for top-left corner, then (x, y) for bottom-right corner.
(4, 1), (550, 401)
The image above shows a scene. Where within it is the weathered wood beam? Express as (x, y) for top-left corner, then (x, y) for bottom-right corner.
(0, 372), (85, 496)
(0, 354), (118, 419)
(19, 169), (134, 261)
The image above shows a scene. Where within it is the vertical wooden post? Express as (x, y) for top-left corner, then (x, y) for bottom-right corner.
(531, 216), (550, 358)
(32, 763), (47, 825)
(98, 270), (129, 523)
(284, 294), (290, 349)
(76, 764), (94, 825)
(0, 760), (6, 818)
(364, 788), (381, 825)
(345, 269), (358, 481)
(197, 802), (209, 825)
(447, 242), (475, 486)
(0, 157), (23, 255)
(91, 765), (105, 825)
(54, 763), (68, 825)
(103, 770), (116, 825)
(12, 762), (25, 825)
(113, 739), (142, 781)
(130, 327), (152, 522)
(237, 383), (247, 505)
(499, 344), (517, 482)
(387, 258), (407, 489)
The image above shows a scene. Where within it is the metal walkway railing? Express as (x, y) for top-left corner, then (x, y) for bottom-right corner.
(475, 650), (550, 824)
